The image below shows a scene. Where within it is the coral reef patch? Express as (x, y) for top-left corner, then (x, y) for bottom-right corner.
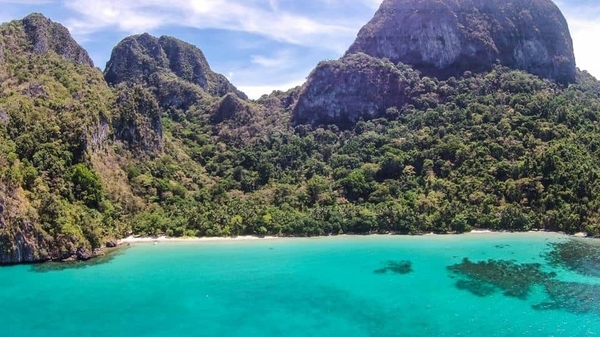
(374, 260), (412, 275)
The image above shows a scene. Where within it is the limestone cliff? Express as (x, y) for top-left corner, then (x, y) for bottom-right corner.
(104, 33), (246, 110)
(346, 0), (576, 85)
(293, 53), (419, 126)
(21, 13), (94, 67)
(0, 185), (93, 264)
(0, 15), (111, 264)
(295, 0), (577, 126)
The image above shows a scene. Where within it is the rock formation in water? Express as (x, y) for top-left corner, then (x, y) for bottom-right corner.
(347, 0), (576, 84)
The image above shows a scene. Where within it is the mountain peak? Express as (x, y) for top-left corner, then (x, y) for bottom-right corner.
(346, 0), (576, 84)
(21, 13), (94, 67)
(104, 33), (246, 100)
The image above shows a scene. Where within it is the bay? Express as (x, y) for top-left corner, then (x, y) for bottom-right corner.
(0, 232), (599, 336)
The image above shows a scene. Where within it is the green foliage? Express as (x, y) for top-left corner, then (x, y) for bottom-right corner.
(68, 164), (104, 208)
(90, 64), (600, 238)
(3, 12), (600, 259)
(0, 18), (117, 255)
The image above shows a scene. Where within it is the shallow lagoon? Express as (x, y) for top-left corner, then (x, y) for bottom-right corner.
(1, 232), (599, 336)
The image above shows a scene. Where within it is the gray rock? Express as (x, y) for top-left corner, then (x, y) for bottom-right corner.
(293, 53), (416, 126)
(114, 86), (164, 153)
(105, 240), (118, 248)
(0, 224), (52, 264)
(0, 192), (5, 228)
(104, 33), (246, 102)
(346, 0), (576, 85)
(76, 246), (92, 260)
(21, 13), (94, 67)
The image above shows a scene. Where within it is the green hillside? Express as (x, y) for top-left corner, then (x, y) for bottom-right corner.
(1, 14), (600, 263)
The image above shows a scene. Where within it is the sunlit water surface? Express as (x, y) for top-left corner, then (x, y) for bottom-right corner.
(1, 233), (599, 336)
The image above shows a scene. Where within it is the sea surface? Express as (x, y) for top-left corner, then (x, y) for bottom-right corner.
(1, 232), (599, 336)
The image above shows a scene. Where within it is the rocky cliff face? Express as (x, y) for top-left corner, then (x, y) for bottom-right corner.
(104, 33), (246, 106)
(103, 33), (251, 151)
(294, 0), (577, 126)
(346, 0), (576, 85)
(21, 13), (94, 67)
(0, 185), (94, 264)
(0, 15), (112, 264)
(293, 53), (419, 126)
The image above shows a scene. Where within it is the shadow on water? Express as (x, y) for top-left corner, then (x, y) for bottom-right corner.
(31, 246), (128, 273)
(373, 260), (413, 275)
(212, 280), (413, 336)
(448, 239), (600, 315)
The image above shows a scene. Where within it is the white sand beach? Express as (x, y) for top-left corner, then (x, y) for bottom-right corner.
(468, 229), (494, 234)
(118, 235), (280, 244)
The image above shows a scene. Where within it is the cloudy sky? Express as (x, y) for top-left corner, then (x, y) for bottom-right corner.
(0, 0), (598, 98)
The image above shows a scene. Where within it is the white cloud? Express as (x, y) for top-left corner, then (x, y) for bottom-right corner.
(556, 1), (600, 79)
(317, 0), (381, 9)
(238, 79), (304, 99)
(569, 18), (600, 79)
(0, 0), (53, 3)
(63, 0), (356, 53)
(250, 50), (293, 68)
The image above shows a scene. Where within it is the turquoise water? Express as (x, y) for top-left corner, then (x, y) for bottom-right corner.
(1, 233), (599, 336)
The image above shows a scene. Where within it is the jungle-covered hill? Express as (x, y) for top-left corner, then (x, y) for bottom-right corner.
(1, 9), (600, 263)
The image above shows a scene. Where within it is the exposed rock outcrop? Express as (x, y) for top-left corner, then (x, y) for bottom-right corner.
(0, 109), (7, 125)
(21, 13), (94, 67)
(104, 33), (246, 107)
(0, 190), (5, 229)
(0, 224), (52, 264)
(293, 53), (419, 126)
(105, 240), (118, 248)
(84, 118), (110, 151)
(0, 188), (52, 264)
(295, 0), (577, 126)
(346, 0), (576, 85)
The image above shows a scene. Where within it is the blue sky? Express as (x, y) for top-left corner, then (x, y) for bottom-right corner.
(0, 0), (598, 98)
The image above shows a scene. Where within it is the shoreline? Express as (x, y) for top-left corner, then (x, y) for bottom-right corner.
(118, 229), (585, 245)
(118, 235), (281, 244)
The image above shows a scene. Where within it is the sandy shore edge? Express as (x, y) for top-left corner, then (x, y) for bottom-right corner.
(119, 235), (280, 244)
(118, 229), (581, 244)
